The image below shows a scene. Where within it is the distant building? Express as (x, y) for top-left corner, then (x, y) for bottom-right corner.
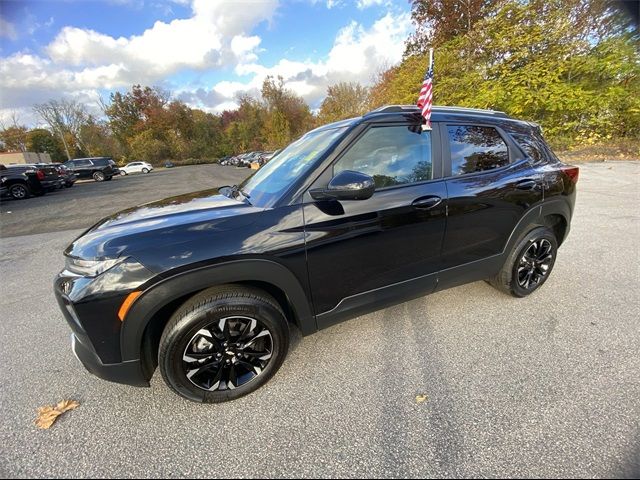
(0, 152), (52, 164)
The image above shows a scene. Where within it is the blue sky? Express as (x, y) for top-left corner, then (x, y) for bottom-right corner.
(0, 0), (414, 125)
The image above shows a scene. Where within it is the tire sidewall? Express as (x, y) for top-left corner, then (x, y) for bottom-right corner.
(160, 297), (289, 403)
(93, 171), (105, 181)
(142, 168), (149, 173)
(510, 227), (558, 297)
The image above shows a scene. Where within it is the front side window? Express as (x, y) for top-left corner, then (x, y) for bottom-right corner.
(334, 125), (432, 189)
(239, 126), (348, 207)
(75, 159), (92, 167)
(448, 125), (509, 175)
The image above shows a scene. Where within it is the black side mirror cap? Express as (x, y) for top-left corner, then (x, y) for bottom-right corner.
(310, 170), (375, 201)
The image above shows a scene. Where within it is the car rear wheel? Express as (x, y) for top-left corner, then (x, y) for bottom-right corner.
(9, 183), (30, 200)
(120, 171), (127, 176)
(159, 285), (289, 403)
(142, 168), (149, 174)
(93, 171), (105, 182)
(489, 227), (557, 297)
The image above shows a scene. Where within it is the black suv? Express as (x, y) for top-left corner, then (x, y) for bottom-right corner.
(64, 157), (119, 182)
(54, 106), (578, 403)
(1, 163), (61, 199)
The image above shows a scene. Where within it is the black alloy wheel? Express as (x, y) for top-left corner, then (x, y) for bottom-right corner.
(183, 316), (273, 392)
(159, 285), (289, 403)
(489, 226), (558, 297)
(516, 239), (554, 290)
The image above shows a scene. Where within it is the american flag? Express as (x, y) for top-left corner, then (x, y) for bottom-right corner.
(417, 50), (434, 129)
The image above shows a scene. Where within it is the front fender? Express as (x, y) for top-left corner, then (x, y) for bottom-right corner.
(120, 259), (316, 361)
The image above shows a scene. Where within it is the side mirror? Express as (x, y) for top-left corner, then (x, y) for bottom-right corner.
(310, 170), (375, 201)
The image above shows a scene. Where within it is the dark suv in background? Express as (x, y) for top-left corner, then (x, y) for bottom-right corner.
(1, 163), (61, 199)
(55, 105), (578, 403)
(63, 157), (119, 182)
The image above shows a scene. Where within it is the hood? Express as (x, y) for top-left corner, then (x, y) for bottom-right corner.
(66, 188), (261, 260)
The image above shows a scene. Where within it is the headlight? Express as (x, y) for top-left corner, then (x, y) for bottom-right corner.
(64, 256), (126, 277)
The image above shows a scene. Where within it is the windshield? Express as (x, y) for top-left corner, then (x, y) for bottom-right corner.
(238, 126), (348, 207)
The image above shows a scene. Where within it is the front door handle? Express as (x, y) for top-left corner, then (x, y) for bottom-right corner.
(412, 196), (442, 210)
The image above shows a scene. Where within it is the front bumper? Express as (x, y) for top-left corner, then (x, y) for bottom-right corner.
(71, 334), (149, 387)
(54, 257), (156, 387)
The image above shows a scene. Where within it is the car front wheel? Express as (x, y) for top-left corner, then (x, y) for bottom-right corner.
(120, 171), (127, 176)
(93, 171), (105, 182)
(142, 168), (149, 173)
(489, 227), (558, 297)
(159, 285), (289, 403)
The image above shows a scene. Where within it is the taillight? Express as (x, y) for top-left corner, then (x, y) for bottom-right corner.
(36, 169), (45, 180)
(562, 166), (579, 184)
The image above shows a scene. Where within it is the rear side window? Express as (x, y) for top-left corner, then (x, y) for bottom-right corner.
(510, 132), (545, 162)
(335, 125), (432, 189)
(75, 159), (92, 166)
(448, 125), (509, 175)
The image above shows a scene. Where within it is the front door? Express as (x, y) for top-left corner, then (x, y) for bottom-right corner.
(303, 123), (447, 329)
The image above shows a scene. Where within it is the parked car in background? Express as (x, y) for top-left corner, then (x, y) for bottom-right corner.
(51, 163), (78, 187)
(64, 157), (119, 182)
(120, 161), (154, 175)
(165, 161), (175, 168)
(1, 163), (59, 199)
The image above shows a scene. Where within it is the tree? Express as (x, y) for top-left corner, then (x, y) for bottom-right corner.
(26, 129), (67, 162)
(0, 125), (28, 152)
(404, 0), (499, 55)
(33, 99), (89, 160)
(318, 82), (370, 124)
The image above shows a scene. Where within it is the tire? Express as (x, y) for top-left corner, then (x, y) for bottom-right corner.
(120, 171), (127, 176)
(142, 168), (149, 174)
(9, 183), (30, 200)
(159, 285), (290, 403)
(488, 227), (558, 297)
(93, 171), (105, 182)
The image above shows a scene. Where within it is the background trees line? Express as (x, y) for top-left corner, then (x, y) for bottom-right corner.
(1, 0), (637, 164)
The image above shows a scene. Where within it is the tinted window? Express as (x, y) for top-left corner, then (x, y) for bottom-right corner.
(75, 159), (92, 167)
(335, 125), (432, 189)
(510, 132), (544, 162)
(92, 158), (108, 166)
(448, 125), (509, 175)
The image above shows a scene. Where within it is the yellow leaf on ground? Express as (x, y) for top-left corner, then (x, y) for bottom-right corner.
(35, 400), (80, 429)
(415, 394), (428, 404)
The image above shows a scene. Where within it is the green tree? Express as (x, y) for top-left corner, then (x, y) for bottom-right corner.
(26, 129), (67, 162)
(318, 82), (370, 124)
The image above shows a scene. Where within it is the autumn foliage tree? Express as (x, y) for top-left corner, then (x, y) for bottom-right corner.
(317, 82), (370, 124)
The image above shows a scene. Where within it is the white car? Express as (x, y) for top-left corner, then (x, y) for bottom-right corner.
(120, 162), (153, 175)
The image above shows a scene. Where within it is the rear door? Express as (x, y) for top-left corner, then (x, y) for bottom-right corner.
(439, 123), (544, 279)
(303, 122), (447, 328)
(73, 159), (94, 178)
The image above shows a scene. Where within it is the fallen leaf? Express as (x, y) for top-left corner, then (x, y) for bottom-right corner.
(415, 394), (428, 404)
(35, 399), (80, 429)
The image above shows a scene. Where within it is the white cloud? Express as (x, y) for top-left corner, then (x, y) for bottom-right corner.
(187, 11), (412, 112)
(356, 0), (389, 9)
(0, 2), (412, 122)
(0, 16), (17, 41)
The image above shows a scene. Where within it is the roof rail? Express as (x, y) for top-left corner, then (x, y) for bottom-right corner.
(366, 104), (509, 118)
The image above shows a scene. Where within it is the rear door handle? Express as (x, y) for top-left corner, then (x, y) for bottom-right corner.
(516, 179), (537, 190)
(412, 196), (442, 210)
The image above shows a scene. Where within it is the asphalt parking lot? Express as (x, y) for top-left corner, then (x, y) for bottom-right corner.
(0, 165), (251, 238)
(0, 161), (638, 477)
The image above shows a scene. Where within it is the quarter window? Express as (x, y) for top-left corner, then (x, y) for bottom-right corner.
(448, 125), (509, 175)
(334, 125), (432, 189)
(510, 132), (544, 162)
